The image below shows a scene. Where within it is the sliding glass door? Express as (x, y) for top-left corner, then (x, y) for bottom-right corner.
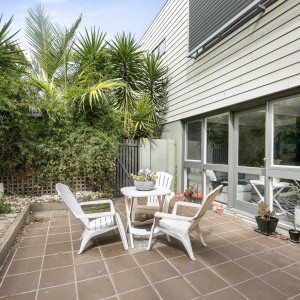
(234, 107), (265, 214)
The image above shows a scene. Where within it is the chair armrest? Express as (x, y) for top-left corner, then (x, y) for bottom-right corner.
(174, 201), (202, 208)
(79, 199), (113, 206)
(173, 201), (201, 215)
(79, 199), (115, 213)
(154, 211), (193, 222)
(75, 211), (115, 219)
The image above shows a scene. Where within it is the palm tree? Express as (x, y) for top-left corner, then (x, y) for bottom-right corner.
(108, 33), (169, 138)
(25, 4), (124, 118)
(0, 14), (24, 70)
(139, 53), (169, 134)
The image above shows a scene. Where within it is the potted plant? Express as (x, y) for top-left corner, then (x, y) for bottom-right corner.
(184, 184), (195, 202)
(131, 168), (158, 191)
(191, 183), (203, 202)
(289, 218), (300, 243)
(255, 202), (279, 236)
(216, 205), (224, 216)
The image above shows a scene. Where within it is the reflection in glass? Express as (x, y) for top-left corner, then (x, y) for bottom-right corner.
(273, 97), (300, 166)
(208, 170), (228, 204)
(207, 114), (228, 164)
(238, 109), (265, 167)
(187, 121), (201, 160)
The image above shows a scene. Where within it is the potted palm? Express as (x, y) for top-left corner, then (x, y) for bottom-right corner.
(255, 202), (279, 236)
(289, 218), (300, 243)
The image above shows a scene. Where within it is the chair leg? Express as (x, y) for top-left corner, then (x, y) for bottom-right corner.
(196, 225), (207, 247)
(78, 230), (93, 254)
(181, 235), (196, 261)
(147, 223), (156, 250)
(166, 234), (171, 242)
(199, 231), (207, 247)
(115, 213), (129, 250)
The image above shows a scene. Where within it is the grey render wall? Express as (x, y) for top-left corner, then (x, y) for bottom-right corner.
(139, 0), (300, 123)
(139, 139), (177, 191)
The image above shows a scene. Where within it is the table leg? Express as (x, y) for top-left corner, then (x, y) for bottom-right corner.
(124, 197), (135, 248)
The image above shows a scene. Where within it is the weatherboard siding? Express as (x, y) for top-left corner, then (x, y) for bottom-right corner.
(139, 0), (300, 123)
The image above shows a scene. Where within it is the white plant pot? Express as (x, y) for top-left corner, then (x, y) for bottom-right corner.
(134, 180), (156, 191)
(295, 206), (300, 226)
(259, 175), (265, 182)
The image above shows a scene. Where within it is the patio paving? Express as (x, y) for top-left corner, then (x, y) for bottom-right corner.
(0, 198), (300, 300)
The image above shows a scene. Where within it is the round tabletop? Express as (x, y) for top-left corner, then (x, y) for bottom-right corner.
(121, 186), (171, 197)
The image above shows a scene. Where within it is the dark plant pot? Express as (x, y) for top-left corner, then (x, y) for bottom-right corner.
(289, 229), (300, 243)
(184, 192), (192, 202)
(255, 216), (279, 236)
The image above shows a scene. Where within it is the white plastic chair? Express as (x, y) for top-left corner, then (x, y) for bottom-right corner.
(147, 185), (223, 260)
(56, 183), (128, 254)
(132, 171), (173, 220)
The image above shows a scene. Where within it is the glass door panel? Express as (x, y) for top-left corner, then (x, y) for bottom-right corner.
(186, 121), (202, 161)
(238, 110), (265, 167)
(207, 114), (229, 164)
(235, 108), (265, 214)
(273, 97), (300, 166)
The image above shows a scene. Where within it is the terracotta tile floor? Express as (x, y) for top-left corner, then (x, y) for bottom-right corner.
(0, 198), (300, 300)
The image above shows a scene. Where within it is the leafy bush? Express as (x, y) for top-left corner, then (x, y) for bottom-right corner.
(0, 198), (11, 214)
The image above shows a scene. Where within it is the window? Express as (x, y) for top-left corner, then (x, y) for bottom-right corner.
(207, 114), (229, 164)
(153, 39), (166, 56)
(188, 0), (277, 58)
(238, 109), (265, 167)
(186, 121), (202, 160)
(273, 97), (300, 166)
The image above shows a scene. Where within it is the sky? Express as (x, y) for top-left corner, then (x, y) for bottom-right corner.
(1, 0), (166, 54)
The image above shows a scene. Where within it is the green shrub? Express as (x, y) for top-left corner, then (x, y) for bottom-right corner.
(0, 199), (11, 214)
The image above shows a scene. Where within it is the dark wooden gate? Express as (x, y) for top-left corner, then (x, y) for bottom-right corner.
(115, 139), (140, 196)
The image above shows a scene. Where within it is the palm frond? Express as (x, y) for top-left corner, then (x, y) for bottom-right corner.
(78, 79), (125, 108)
(74, 27), (106, 63)
(0, 15), (24, 68)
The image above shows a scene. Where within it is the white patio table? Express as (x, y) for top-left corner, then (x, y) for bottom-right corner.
(250, 180), (290, 215)
(121, 186), (171, 248)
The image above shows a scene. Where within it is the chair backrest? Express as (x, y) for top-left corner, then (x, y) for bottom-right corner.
(56, 183), (89, 228)
(189, 185), (223, 232)
(155, 171), (173, 190)
(147, 172), (173, 206)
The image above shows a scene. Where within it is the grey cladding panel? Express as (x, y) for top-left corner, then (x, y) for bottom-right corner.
(189, 0), (253, 52)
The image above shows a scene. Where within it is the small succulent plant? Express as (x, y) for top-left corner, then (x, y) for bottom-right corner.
(257, 202), (275, 220)
(131, 168), (157, 182)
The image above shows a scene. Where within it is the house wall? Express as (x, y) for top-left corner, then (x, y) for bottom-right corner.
(139, 0), (300, 123)
(139, 139), (177, 190)
(139, 0), (300, 193)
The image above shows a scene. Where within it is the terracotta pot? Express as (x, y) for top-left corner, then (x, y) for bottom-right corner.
(191, 193), (203, 200)
(216, 207), (224, 216)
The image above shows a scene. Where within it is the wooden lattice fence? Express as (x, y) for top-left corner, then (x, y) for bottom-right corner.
(0, 176), (88, 196)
